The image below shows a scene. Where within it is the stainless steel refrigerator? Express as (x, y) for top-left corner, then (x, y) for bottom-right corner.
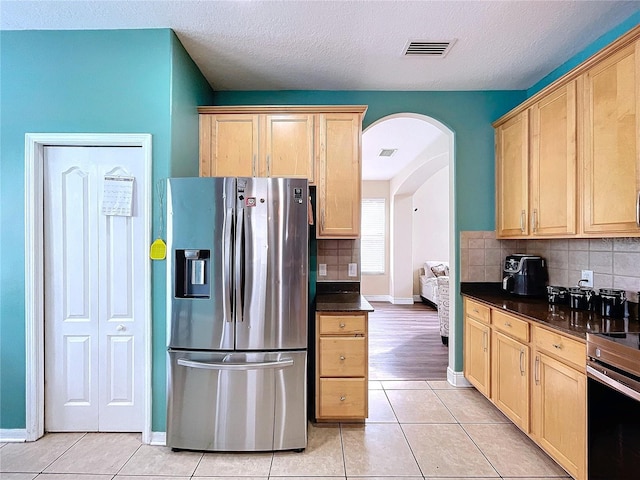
(165, 177), (308, 452)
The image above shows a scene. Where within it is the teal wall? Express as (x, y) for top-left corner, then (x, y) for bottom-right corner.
(0, 29), (213, 431)
(214, 90), (525, 370)
(527, 10), (640, 97)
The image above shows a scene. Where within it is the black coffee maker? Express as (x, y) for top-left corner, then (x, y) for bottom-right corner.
(502, 254), (548, 296)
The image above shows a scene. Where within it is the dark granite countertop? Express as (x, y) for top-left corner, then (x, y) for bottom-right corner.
(461, 283), (640, 341)
(315, 293), (374, 313)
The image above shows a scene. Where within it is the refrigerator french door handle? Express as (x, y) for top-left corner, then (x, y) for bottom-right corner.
(223, 206), (233, 322)
(177, 357), (294, 371)
(235, 203), (244, 322)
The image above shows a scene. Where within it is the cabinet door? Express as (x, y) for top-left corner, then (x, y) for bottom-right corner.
(200, 114), (258, 177)
(496, 111), (530, 237)
(317, 113), (361, 238)
(530, 81), (577, 236)
(464, 316), (490, 397)
(491, 331), (529, 432)
(263, 114), (315, 182)
(582, 40), (640, 235)
(532, 352), (586, 480)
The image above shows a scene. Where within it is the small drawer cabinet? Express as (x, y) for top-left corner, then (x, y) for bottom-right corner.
(315, 312), (368, 421)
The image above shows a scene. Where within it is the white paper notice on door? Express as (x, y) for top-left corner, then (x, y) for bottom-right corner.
(102, 175), (134, 216)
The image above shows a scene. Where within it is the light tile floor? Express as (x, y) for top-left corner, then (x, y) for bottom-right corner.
(0, 381), (571, 479)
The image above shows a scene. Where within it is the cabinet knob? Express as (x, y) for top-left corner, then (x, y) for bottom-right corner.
(339, 323), (346, 328)
(504, 321), (512, 328)
(340, 396), (346, 401)
(340, 355), (345, 361)
(116, 324), (126, 332)
(552, 343), (563, 350)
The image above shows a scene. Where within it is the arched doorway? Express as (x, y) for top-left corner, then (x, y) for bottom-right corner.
(361, 113), (458, 383)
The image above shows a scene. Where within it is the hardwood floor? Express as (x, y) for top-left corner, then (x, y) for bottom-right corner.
(368, 301), (449, 381)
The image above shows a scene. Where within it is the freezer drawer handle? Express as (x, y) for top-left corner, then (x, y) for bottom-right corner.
(177, 357), (294, 371)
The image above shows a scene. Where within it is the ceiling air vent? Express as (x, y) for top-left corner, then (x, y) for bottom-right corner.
(403, 39), (456, 58)
(379, 148), (397, 157)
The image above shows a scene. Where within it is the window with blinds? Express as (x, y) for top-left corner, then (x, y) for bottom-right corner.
(361, 198), (386, 274)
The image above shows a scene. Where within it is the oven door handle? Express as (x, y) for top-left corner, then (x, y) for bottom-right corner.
(587, 365), (640, 402)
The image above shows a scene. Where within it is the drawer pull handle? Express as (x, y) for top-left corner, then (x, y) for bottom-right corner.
(504, 321), (512, 328)
(340, 396), (346, 401)
(552, 343), (562, 350)
(339, 323), (346, 328)
(519, 349), (525, 376)
(340, 355), (345, 361)
(535, 355), (540, 385)
(473, 308), (479, 313)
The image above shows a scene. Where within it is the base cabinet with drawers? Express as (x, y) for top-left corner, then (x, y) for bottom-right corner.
(463, 296), (586, 480)
(315, 312), (368, 421)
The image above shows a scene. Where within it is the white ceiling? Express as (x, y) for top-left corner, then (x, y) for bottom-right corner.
(362, 116), (446, 181)
(2, 0), (639, 91)
(3, 1), (638, 181)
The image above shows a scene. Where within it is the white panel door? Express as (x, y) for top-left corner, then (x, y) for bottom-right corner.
(44, 146), (146, 432)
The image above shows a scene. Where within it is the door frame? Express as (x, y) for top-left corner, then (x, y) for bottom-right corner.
(25, 133), (153, 442)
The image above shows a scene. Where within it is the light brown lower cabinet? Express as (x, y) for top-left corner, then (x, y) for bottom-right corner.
(531, 327), (587, 480)
(463, 299), (491, 397)
(491, 330), (530, 432)
(463, 296), (586, 480)
(315, 312), (368, 421)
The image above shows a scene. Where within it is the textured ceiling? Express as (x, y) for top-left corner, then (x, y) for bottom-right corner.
(3, 1), (638, 181)
(2, 0), (639, 91)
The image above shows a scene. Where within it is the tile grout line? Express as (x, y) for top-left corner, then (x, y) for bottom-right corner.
(338, 421), (348, 480)
(112, 437), (143, 478)
(39, 431), (88, 475)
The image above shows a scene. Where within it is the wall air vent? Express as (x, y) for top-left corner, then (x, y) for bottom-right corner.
(378, 148), (397, 157)
(403, 39), (456, 57)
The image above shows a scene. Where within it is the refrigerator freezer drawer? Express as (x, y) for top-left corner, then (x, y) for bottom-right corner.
(167, 350), (307, 452)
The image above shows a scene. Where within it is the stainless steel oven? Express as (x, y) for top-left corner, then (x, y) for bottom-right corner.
(586, 332), (640, 480)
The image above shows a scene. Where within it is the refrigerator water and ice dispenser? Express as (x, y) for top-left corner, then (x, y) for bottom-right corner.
(174, 249), (210, 299)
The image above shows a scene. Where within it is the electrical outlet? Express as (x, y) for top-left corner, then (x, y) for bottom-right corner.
(581, 269), (594, 287)
(318, 264), (327, 276)
(348, 263), (358, 277)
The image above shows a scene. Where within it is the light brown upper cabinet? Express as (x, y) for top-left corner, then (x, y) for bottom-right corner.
(317, 112), (363, 238)
(199, 114), (258, 177)
(494, 27), (640, 238)
(496, 111), (529, 237)
(530, 80), (578, 236)
(582, 40), (640, 235)
(199, 110), (314, 182)
(198, 105), (367, 239)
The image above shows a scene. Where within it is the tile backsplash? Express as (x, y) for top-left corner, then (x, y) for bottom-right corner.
(316, 239), (360, 282)
(460, 231), (640, 302)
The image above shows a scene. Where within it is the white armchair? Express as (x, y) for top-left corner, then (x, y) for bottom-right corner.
(436, 276), (449, 346)
(419, 261), (449, 346)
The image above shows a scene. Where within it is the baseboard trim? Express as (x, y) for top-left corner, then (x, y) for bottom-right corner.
(150, 431), (166, 446)
(412, 294), (422, 302)
(363, 295), (392, 303)
(447, 367), (472, 387)
(392, 297), (414, 305)
(0, 429), (27, 442)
